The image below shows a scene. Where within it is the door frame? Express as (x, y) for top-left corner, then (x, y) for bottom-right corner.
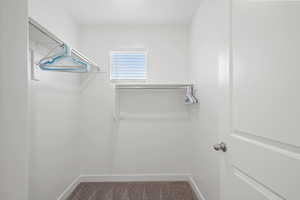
(218, 0), (234, 199)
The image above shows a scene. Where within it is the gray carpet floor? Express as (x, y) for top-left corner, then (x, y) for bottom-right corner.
(67, 181), (198, 200)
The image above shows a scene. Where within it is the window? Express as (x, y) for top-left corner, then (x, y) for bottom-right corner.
(110, 51), (147, 80)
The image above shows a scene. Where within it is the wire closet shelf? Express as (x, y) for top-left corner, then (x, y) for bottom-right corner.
(114, 83), (198, 105)
(29, 17), (101, 73)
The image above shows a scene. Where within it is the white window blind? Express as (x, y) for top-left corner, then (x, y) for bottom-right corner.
(110, 51), (147, 80)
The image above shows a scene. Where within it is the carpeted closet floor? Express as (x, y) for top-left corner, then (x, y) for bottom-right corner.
(67, 181), (198, 200)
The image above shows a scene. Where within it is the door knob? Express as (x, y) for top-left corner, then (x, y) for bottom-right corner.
(213, 142), (227, 152)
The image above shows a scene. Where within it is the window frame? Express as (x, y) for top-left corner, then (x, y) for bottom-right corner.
(109, 49), (148, 82)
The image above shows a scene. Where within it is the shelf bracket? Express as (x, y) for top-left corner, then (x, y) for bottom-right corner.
(184, 85), (198, 104)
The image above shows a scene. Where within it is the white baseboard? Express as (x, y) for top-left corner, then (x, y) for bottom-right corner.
(57, 173), (206, 200)
(188, 177), (207, 200)
(79, 173), (191, 182)
(57, 176), (80, 200)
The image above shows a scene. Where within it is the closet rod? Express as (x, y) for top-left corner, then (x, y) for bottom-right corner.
(28, 17), (100, 70)
(115, 84), (194, 89)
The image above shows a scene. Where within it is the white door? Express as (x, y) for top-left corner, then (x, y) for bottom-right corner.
(219, 1), (300, 200)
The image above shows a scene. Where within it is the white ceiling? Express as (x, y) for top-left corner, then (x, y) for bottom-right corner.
(60, 0), (201, 25)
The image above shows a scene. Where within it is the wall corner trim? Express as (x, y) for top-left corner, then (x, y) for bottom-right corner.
(56, 176), (80, 200)
(188, 176), (207, 200)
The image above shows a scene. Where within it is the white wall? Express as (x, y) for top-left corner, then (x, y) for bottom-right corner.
(0, 0), (29, 199)
(29, 68), (81, 200)
(29, 0), (78, 48)
(79, 24), (189, 82)
(28, 1), (81, 200)
(112, 89), (193, 174)
(189, 0), (229, 200)
(79, 24), (193, 175)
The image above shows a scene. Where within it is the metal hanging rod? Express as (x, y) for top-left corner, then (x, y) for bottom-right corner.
(115, 83), (194, 89)
(28, 17), (100, 72)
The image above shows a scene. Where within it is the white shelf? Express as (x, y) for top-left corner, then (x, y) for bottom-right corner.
(114, 83), (194, 89)
(113, 83), (198, 120)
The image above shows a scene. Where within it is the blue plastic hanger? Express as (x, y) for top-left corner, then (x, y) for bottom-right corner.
(38, 44), (91, 73)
